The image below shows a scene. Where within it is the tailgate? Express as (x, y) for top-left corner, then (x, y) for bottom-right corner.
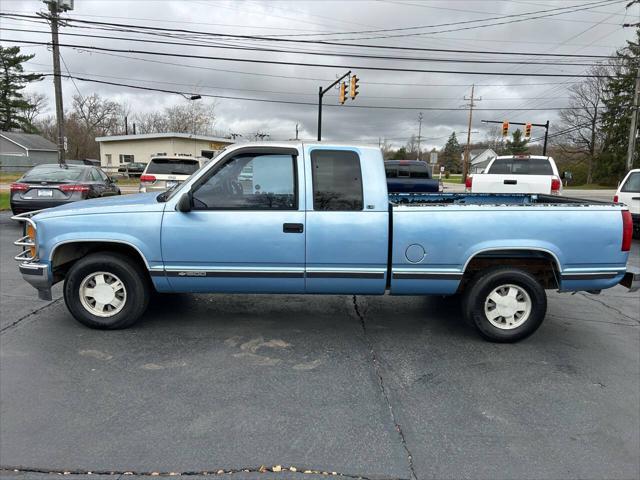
(472, 174), (551, 194)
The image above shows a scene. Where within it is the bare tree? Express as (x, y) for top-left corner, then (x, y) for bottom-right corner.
(558, 64), (609, 184)
(23, 93), (47, 124)
(134, 100), (216, 135)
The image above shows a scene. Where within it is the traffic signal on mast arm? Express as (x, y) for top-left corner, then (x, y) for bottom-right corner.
(502, 120), (509, 137)
(524, 122), (532, 138)
(349, 75), (359, 100)
(338, 81), (346, 104)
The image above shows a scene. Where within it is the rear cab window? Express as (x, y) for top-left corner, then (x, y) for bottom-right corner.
(385, 163), (431, 179)
(311, 150), (363, 211)
(22, 166), (86, 182)
(488, 158), (553, 175)
(146, 158), (200, 176)
(621, 172), (640, 192)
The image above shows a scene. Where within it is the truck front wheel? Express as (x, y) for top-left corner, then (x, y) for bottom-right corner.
(63, 252), (150, 329)
(462, 267), (547, 343)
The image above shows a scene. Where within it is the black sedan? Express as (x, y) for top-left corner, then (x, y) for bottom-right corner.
(10, 164), (121, 215)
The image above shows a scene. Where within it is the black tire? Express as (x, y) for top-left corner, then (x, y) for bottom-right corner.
(63, 252), (150, 329)
(462, 267), (547, 343)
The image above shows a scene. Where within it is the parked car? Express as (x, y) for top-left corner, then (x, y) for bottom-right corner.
(118, 162), (146, 177)
(10, 164), (120, 215)
(139, 156), (206, 193)
(466, 155), (562, 195)
(12, 143), (637, 342)
(385, 160), (441, 193)
(614, 168), (640, 237)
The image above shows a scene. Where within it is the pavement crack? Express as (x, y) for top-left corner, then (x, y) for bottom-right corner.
(0, 465), (404, 479)
(576, 292), (640, 324)
(0, 298), (63, 335)
(352, 295), (418, 480)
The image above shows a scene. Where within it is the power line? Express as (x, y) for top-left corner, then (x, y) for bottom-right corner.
(257, 0), (620, 38)
(38, 72), (590, 111)
(1, 27), (619, 67)
(0, 13), (619, 58)
(3, 38), (619, 77)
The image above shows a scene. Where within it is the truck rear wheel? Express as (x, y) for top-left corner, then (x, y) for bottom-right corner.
(462, 267), (546, 343)
(63, 252), (150, 329)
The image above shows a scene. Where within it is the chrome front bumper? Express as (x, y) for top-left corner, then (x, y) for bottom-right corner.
(12, 210), (52, 300)
(620, 267), (640, 293)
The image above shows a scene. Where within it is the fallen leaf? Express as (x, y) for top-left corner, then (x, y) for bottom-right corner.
(273, 465), (282, 472)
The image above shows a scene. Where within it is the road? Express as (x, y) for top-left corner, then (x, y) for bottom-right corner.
(1, 211), (638, 480)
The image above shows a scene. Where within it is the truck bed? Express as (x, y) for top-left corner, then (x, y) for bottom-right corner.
(389, 192), (609, 206)
(387, 192), (626, 296)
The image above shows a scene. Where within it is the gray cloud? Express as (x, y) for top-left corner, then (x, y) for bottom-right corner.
(2, 0), (636, 149)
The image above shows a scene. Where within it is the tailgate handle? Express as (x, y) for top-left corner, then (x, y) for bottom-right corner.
(504, 179), (518, 185)
(283, 223), (304, 233)
(632, 197), (640, 200)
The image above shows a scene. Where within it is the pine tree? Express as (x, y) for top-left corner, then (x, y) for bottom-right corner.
(0, 46), (44, 132)
(506, 129), (529, 154)
(442, 132), (462, 173)
(597, 28), (639, 183)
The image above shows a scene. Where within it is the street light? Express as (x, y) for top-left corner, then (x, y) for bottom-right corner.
(180, 93), (202, 156)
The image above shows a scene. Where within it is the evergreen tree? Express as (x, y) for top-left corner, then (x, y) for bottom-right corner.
(506, 129), (529, 154)
(441, 132), (462, 173)
(0, 46), (44, 132)
(392, 146), (408, 159)
(597, 28), (639, 183)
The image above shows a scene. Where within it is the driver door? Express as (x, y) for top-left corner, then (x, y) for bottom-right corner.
(161, 147), (306, 293)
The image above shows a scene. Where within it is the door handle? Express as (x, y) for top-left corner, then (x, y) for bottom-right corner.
(504, 179), (517, 185)
(283, 223), (304, 233)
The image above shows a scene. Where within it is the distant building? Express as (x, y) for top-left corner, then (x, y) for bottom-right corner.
(469, 148), (498, 174)
(95, 133), (234, 170)
(0, 131), (58, 171)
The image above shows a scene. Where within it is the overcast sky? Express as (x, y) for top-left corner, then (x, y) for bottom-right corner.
(0, 0), (637, 149)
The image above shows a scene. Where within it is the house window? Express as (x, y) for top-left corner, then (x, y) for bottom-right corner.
(119, 154), (134, 164)
(105, 154), (112, 165)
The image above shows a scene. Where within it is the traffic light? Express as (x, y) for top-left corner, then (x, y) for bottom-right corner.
(524, 122), (532, 138)
(338, 81), (346, 104)
(349, 75), (359, 100)
(502, 120), (509, 137)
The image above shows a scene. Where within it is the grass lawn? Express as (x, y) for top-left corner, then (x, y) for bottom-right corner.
(0, 192), (10, 211)
(0, 173), (21, 183)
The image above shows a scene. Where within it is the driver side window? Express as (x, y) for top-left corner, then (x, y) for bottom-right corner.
(192, 153), (297, 210)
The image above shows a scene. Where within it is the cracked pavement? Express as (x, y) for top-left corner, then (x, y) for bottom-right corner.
(1, 211), (639, 479)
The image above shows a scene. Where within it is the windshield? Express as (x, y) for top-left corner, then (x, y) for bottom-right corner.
(621, 172), (640, 192)
(488, 158), (553, 175)
(146, 158), (199, 176)
(22, 166), (85, 182)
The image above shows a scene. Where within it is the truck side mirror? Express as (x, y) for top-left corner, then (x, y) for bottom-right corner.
(176, 191), (192, 212)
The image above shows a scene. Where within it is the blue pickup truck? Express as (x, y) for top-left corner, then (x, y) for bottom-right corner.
(13, 142), (638, 342)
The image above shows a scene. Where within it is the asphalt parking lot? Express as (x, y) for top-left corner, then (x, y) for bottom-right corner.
(1, 210), (639, 480)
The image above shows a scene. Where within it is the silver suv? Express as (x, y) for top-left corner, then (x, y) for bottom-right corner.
(139, 156), (207, 193)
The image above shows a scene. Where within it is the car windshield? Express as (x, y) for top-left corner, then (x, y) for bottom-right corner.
(21, 166), (85, 182)
(146, 158), (199, 176)
(621, 172), (640, 192)
(488, 158), (553, 175)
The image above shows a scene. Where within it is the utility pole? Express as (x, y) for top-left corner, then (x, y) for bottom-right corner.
(295, 123), (299, 140)
(44, 0), (72, 166)
(317, 70), (354, 141)
(462, 85), (481, 181)
(627, 66), (640, 170)
(416, 112), (423, 160)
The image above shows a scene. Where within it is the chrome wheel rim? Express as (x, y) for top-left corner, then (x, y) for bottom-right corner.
(79, 271), (127, 317)
(484, 284), (531, 330)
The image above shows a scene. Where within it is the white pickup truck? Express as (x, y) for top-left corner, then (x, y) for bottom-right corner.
(467, 155), (562, 195)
